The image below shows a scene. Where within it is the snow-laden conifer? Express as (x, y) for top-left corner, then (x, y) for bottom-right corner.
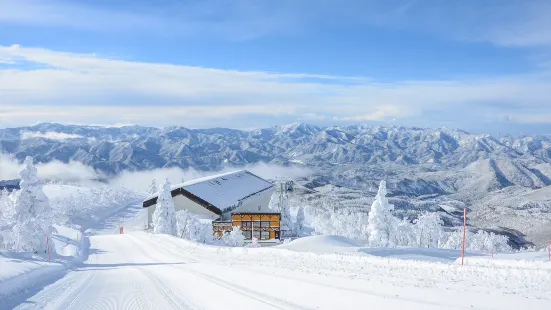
(366, 180), (397, 247)
(9, 157), (54, 253)
(152, 178), (177, 235)
(148, 178), (157, 195)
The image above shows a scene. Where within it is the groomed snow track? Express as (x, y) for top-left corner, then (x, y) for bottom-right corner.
(4, 228), (551, 309)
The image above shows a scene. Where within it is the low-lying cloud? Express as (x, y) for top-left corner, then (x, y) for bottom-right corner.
(20, 131), (83, 140)
(0, 153), (103, 182)
(0, 153), (312, 194)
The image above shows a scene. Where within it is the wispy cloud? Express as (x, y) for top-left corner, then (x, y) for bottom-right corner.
(2, 0), (551, 46)
(20, 131), (83, 140)
(1, 45), (551, 129)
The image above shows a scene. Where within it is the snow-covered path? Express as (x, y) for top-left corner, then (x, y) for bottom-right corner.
(8, 228), (549, 310)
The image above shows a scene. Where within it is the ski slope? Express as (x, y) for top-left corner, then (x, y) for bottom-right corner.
(2, 209), (551, 309)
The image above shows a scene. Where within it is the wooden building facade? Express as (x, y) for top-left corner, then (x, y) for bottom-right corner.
(213, 213), (281, 241)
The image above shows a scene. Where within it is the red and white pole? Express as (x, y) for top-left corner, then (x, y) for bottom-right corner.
(461, 208), (467, 265)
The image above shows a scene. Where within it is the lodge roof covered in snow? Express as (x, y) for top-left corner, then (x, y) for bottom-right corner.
(142, 170), (274, 215)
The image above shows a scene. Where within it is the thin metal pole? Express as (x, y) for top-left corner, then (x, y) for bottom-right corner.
(461, 208), (467, 265)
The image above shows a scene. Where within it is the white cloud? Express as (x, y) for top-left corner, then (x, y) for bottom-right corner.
(1, 45), (551, 129)
(0, 153), (103, 182)
(333, 105), (410, 121)
(501, 114), (551, 124)
(20, 131), (83, 140)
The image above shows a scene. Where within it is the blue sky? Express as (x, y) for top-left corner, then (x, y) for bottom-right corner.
(1, 0), (551, 134)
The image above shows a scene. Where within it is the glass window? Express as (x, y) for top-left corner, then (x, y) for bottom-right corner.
(242, 221), (251, 227)
(261, 231), (270, 240)
(244, 231), (252, 239)
(260, 221), (270, 227)
(253, 230), (261, 239)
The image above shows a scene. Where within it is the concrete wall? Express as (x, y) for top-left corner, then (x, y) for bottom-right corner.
(147, 194), (219, 227)
(231, 187), (275, 213)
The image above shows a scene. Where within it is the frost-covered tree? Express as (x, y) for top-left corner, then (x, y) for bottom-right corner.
(152, 179), (177, 235)
(469, 230), (511, 252)
(366, 180), (397, 248)
(441, 228), (511, 252)
(442, 227), (468, 250)
(8, 157), (54, 253)
(413, 212), (444, 248)
(176, 210), (193, 239)
(295, 206), (305, 236)
(0, 188), (12, 247)
(222, 226), (245, 247)
(394, 219), (415, 246)
(270, 181), (293, 237)
(176, 210), (211, 243)
(249, 236), (261, 248)
(148, 178), (157, 195)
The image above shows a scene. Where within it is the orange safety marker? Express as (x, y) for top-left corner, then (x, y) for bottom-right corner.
(461, 208), (467, 265)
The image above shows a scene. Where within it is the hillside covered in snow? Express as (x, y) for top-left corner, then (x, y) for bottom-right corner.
(1, 122), (551, 247)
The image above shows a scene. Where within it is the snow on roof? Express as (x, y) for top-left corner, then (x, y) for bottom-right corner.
(145, 170), (274, 211)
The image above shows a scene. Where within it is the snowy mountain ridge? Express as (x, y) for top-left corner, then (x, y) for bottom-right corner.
(2, 122), (551, 247)
(1, 122), (551, 174)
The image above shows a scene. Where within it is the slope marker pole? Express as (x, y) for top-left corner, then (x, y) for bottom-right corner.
(548, 242), (550, 262)
(461, 208), (467, 265)
(46, 234), (51, 263)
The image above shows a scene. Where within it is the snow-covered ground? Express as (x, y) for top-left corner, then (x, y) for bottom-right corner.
(1, 194), (550, 309)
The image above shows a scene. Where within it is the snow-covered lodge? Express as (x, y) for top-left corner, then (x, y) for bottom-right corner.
(142, 170), (282, 241)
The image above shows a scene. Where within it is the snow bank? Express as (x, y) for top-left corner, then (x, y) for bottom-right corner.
(0, 223), (87, 302)
(276, 235), (363, 253)
(275, 235), (486, 263)
(0, 253), (65, 301)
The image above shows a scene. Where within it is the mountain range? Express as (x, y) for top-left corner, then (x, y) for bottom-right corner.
(1, 122), (550, 247)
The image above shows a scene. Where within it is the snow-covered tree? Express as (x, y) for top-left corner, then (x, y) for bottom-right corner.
(394, 219), (415, 246)
(295, 206), (305, 236)
(366, 180), (397, 248)
(441, 228), (511, 252)
(270, 181), (294, 237)
(152, 178), (177, 235)
(249, 236), (261, 248)
(442, 227), (468, 249)
(148, 178), (157, 195)
(469, 230), (511, 252)
(176, 210), (193, 239)
(222, 226), (245, 247)
(176, 210), (211, 243)
(8, 157), (54, 253)
(0, 188), (12, 247)
(413, 212), (444, 248)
